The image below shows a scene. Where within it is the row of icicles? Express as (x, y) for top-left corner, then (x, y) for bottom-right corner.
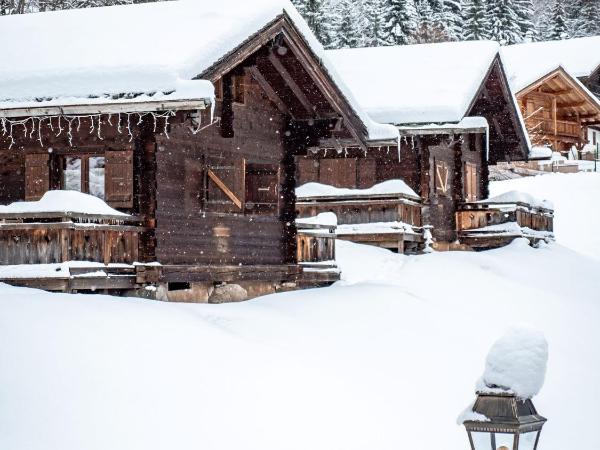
(0, 111), (177, 149)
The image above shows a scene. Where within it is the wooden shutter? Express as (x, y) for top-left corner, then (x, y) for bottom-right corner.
(357, 159), (376, 188)
(245, 162), (279, 215)
(25, 153), (50, 201)
(296, 158), (319, 185)
(319, 158), (357, 188)
(434, 160), (449, 195)
(206, 156), (243, 212)
(465, 163), (478, 202)
(105, 150), (134, 208)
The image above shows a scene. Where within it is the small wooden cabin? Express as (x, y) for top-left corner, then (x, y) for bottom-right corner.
(513, 67), (600, 154)
(0, 1), (397, 300)
(502, 37), (600, 156)
(296, 41), (529, 245)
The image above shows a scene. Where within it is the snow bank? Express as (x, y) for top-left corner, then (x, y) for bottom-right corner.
(327, 41), (500, 124)
(530, 146), (553, 160)
(481, 190), (554, 210)
(491, 172), (600, 260)
(296, 212), (338, 227)
(296, 179), (419, 199)
(477, 326), (548, 399)
(0, 190), (128, 217)
(1, 237), (599, 450)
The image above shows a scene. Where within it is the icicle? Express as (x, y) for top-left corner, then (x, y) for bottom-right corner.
(97, 115), (103, 140)
(127, 113), (133, 142)
(107, 114), (113, 126)
(67, 118), (74, 147)
(29, 118), (36, 139)
(56, 116), (63, 137)
(37, 118), (44, 147)
(137, 113), (144, 126)
(89, 115), (95, 134)
(117, 113), (122, 134)
(162, 113), (170, 140)
(411, 136), (415, 149)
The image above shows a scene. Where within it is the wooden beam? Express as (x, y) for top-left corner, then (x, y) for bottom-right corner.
(557, 100), (587, 108)
(268, 51), (315, 116)
(247, 65), (293, 118)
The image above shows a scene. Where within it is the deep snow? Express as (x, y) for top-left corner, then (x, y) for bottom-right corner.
(0, 173), (599, 450)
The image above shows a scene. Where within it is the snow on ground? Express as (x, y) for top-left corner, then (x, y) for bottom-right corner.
(491, 172), (600, 259)
(0, 173), (599, 450)
(0, 238), (598, 450)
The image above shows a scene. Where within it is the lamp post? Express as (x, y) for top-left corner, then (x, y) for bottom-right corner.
(462, 391), (547, 450)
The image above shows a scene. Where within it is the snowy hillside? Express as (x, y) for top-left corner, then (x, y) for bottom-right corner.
(491, 172), (600, 259)
(0, 172), (599, 450)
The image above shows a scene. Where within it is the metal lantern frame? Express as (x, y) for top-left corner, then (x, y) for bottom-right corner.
(463, 392), (547, 450)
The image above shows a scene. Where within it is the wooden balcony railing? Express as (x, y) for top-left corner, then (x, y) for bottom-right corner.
(0, 211), (147, 265)
(525, 117), (580, 139)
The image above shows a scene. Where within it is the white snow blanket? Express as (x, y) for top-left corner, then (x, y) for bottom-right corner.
(0, 0), (396, 141)
(0, 190), (128, 217)
(296, 179), (419, 199)
(0, 237), (599, 450)
(296, 212), (338, 227)
(337, 221), (417, 235)
(326, 41), (500, 124)
(502, 36), (600, 93)
(477, 326), (548, 399)
(481, 190), (554, 210)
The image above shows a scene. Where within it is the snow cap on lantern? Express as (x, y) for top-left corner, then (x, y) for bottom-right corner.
(460, 326), (548, 450)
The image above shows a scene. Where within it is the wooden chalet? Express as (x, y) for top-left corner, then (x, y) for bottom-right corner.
(0, 0), (398, 300)
(295, 41), (530, 246)
(503, 37), (600, 155)
(512, 67), (600, 154)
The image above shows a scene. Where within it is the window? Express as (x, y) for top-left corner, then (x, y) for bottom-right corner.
(24, 150), (132, 208)
(184, 156), (280, 216)
(434, 160), (449, 195)
(60, 154), (106, 200)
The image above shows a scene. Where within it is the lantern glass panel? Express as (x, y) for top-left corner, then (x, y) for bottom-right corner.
(494, 432), (516, 450)
(471, 432), (493, 450)
(519, 432), (538, 450)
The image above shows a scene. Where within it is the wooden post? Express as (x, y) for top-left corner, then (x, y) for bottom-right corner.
(552, 96), (558, 150)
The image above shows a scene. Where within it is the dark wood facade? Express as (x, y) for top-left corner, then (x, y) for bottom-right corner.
(0, 14), (382, 296)
(297, 131), (488, 243)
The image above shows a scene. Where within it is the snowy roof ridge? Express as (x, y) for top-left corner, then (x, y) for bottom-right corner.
(0, 0), (397, 141)
(502, 36), (600, 87)
(326, 40), (501, 125)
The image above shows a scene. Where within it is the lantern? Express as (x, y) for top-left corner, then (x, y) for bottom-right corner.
(462, 392), (547, 450)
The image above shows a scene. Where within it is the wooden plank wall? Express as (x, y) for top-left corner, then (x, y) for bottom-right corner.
(154, 73), (293, 266)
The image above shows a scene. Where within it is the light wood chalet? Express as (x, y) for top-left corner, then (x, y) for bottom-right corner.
(295, 41), (529, 245)
(0, 1), (398, 300)
(515, 67), (600, 154)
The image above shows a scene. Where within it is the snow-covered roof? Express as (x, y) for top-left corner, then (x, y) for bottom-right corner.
(502, 36), (600, 93)
(480, 190), (554, 210)
(326, 41), (500, 125)
(296, 180), (420, 200)
(0, 0), (396, 141)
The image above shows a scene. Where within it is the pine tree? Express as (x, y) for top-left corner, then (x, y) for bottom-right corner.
(488, 0), (522, 45)
(547, 0), (570, 40)
(383, 0), (419, 45)
(514, 0), (535, 41)
(330, 0), (362, 48)
(443, 0), (464, 40)
(413, 0), (450, 43)
(363, 0), (389, 46)
(462, 0), (489, 40)
(291, 0), (334, 47)
(571, 0), (600, 38)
